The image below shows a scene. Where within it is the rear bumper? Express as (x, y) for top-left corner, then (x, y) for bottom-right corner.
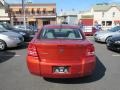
(27, 56), (96, 78)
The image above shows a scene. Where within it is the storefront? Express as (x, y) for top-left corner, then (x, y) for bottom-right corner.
(80, 15), (94, 26)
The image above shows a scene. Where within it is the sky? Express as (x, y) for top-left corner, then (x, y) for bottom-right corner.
(5, 0), (120, 12)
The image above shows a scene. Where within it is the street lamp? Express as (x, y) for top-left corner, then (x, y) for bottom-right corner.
(22, 0), (26, 30)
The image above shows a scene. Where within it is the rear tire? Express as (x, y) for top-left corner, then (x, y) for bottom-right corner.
(105, 36), (111, 43)
(0, 40), (6, 51)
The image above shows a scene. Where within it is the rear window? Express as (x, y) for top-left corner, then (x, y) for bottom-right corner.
(40, 28), (83, 40)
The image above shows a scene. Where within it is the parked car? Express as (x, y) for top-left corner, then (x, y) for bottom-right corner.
(14, 25), (35, 38)
(94, 26), (120, 43)
(0, 27), (24, 51)
(82, 26), (101, 36)
(92, 26), (102, 34)
(26, 24), (96, 78)
(0, 23), (32, 41)
(106, 35), (120, 52)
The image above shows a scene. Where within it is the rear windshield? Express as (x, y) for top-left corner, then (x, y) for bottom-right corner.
(40, 28), (83, 40)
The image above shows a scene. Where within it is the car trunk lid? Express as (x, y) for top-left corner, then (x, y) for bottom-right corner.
(35, 40), (87, 63)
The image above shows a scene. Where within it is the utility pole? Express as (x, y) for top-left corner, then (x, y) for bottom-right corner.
(22, 0), (26, 30)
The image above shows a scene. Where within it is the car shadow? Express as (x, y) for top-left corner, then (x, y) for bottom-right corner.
(8, 42), (28, 50)
(107, 47), (120, 53)
(16, 42), (28, 50)
(109, 49), (120, 53)
(0, 51), (16, 63)
(94, 41), (106, 44)
(44, 56), (106, 84)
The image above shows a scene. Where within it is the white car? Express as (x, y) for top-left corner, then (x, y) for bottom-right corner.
(94, 26), (120, 43)
(0, 27), (24, 50)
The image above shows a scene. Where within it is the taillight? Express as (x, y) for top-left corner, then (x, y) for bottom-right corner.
(28, 43), (38, 57)
(86, 44), (95, 56)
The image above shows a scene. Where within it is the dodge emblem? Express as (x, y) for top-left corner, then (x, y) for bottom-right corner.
(59, 48), (64, 53)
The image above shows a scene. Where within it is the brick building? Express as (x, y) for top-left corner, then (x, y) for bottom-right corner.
(9, 3), (57, 27)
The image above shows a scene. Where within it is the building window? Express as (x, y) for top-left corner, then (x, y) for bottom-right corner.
(37, 8), (41, 14)
(5, 8), (9, 13)
(31, 8), (35, 14)
(43, 8), (46, 14)
(37, 8), (39, 14)
(25, 8), (28, 14)
(8, 9), (12, 16)
(47, 11), (51, 14)
(53, 8), (56, 13)
(19, 9), (22, 14)
(114, 21), (120, 26)
(102, 12), (104, 17)
(113, 12), (115, 17)
(11, 11), (15, 17)
(106, 21), (112, 26)
(102, 21), (105, 26)
(15, 11), (20, 14)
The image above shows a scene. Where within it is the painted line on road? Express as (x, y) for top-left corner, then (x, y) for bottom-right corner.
(112, 54), (120, 57)
(0, 55), (21, 57)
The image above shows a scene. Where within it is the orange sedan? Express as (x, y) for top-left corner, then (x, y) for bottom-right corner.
(27, 25), (96, 78)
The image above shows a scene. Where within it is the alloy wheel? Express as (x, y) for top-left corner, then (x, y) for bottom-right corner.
(0, 41), (6, 51)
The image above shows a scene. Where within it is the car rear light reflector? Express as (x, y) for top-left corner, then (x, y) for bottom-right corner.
(28, 43), (38, 57)
(86, 45), (95, 56)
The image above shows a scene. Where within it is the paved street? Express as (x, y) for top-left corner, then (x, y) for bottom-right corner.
(0, 36), (120, 90)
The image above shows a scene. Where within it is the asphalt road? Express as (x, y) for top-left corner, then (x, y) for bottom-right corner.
(0, 36), (120, 90)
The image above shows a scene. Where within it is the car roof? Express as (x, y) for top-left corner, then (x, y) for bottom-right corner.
(43, 24), (80, 29)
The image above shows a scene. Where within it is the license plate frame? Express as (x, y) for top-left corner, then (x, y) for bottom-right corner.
(53, 66), (69, 73)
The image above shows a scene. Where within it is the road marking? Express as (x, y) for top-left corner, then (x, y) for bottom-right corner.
(112, 54), (120, 57)
(0, 55), (21, 57)
(14, 55), (21, 56)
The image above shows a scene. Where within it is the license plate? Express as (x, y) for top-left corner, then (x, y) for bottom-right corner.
(53, 66), (69, 73)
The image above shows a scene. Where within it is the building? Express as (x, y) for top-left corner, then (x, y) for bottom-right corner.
(9, 3), (57, 27)
(0, 0), (10, 23)
(57, 10), (78, 25)
(78, 11), (93, 26)
(78, 3), (120, 30)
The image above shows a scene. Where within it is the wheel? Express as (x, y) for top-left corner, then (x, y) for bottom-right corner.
(94, 39), (97, 42)
(105, 36), (112, 43)
(106, 43), (110, 50)
(0, 40), (6, 51)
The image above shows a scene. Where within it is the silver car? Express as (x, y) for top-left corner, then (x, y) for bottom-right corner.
(14, 25), (35, 38)
(94, 26), (120, 43)
(0, 27), (24, 50)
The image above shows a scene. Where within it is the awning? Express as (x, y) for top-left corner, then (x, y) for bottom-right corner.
(12, 8), (19, 11)
(27, 8), (53, 12)
(27, 18), (36, 21)
(46, 8), (53, 11)
(0, 17), (10, 20)
(81, 15), (94, 19)
(114, 20), (120, 23)
(28, 8), (44, 12)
